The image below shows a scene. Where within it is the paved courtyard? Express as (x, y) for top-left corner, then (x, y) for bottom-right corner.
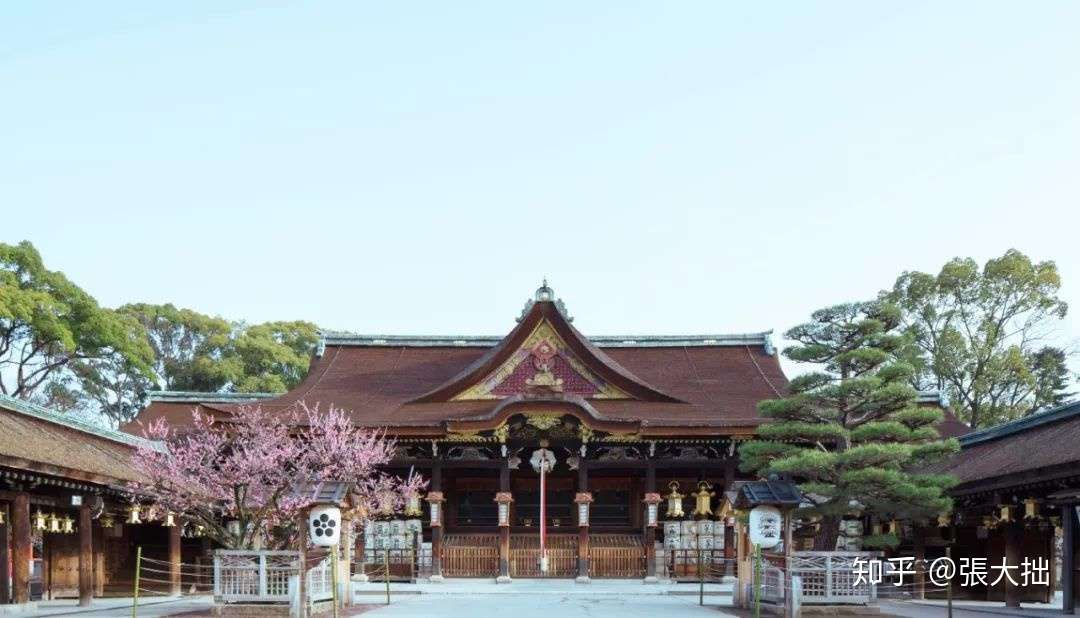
(360, 594), (735, 617)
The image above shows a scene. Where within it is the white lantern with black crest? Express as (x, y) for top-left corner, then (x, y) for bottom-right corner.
(309, 505), (342, 546)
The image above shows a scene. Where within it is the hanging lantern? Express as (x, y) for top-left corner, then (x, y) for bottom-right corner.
(1023, 498), (1041, 520)
(100, 514), (115, 529)
(573, 492), (592, 527)
(426, 492), (445, 527)
(127, 505), (142, 525)
(194, 525), (205, 537)
(33, 510), (48, 532)
(643, 493), (663, 527)
(61, 516), (75, 534)
(403, 492), (423, 518)
(664, 481), (685, 519)
(888, 519), (900, 536)
(983, 515), (998, 530)
(691, 481), (714, 518)
(0, 509), (5, 525)
(496, 492), (515, 527)
(163, 511), (176, 527)
(48, 513), (61, 534)
(999, 505), (1013, 523)
(937, 513), (951, 528)
(871, 523), (882, 536)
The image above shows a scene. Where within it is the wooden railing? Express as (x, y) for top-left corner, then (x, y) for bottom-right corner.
(442, 535), (499, 578)
(438, 533), (648, 578)
(589, 534), (645, 579)
(509, 534), (576, 578)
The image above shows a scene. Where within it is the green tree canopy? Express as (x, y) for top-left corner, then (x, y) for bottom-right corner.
(0, 241), (154, 407)
(887, 249), (1071, 429)
(740, 301), (958, 551)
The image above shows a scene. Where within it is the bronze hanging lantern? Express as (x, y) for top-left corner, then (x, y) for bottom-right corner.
(404, 492), (423, 518)
(61, 516), (75, 534)
(664, 481), (685, 519)
(127, 505), (142, 525)
(691, 481), (714, 518)
(33, 510), (48, 532)
(48, 512), (61, 534)
(999, 505), (1014, 523)
(1023, 498), (1041, 520)
(163, 511), (176, 527)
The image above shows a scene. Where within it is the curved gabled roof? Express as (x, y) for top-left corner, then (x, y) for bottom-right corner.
(126, 288), (788, 437)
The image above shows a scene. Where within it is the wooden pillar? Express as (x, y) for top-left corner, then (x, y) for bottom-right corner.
(168, 522), (182, 596)
(497, 465), (511, 583)
(0, 503), (10, 604)
(1004, 521), (1022, 608)
(644, 463), (658, 582)
(575, 463), (590, 582)
(297, 513), (309, 618)
(12, 493), (30, 605)
(92, 525), (104, 597)
(78, 503), (93, 606)
(1064, 505), (1076, 615)
(428, 464), (444, 580)
(912, 524), (926, 600)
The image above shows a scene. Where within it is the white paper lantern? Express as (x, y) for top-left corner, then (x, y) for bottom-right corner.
(309, 506), (342, 547)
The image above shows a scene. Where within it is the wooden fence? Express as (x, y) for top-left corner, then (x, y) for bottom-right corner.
(212, 549), (331, 604)
(761, 551), (878, 605)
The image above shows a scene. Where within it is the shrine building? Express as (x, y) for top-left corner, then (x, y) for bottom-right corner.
(131, 282), (787, 581)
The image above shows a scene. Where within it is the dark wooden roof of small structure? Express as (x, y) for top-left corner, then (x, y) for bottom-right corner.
(934, 400), (1080, 495)
(127, 288), (788, 438)
(732, 480), (803, 508)
(0, 395), (152, 486)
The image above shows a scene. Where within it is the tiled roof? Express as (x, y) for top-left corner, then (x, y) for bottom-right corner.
(934, 400), (1080, 489)
(129, 303), (788, 435)
(0, 395), (152, 485)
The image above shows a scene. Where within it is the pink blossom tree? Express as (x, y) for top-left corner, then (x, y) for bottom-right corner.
(131, 402), (424, 549)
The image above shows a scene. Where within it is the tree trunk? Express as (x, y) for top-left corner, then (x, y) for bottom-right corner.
(813, 516), (840, 551)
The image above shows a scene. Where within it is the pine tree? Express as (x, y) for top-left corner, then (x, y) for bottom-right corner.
(740, 301), (959, 550)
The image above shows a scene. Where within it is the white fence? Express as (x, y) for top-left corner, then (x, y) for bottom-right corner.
(213, 550), (332, 604)
(761, 551), (878, 605)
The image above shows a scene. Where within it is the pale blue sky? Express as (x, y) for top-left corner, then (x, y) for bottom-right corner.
(3, 2), (1079, 368)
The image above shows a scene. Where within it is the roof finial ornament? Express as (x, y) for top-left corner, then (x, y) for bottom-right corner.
(535, 278), (554, 302)
(517, 279), (573, 323)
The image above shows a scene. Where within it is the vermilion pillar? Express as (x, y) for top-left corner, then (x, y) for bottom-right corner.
(496, 463), (512, 583)
(643, 492), (662, 583)
(78, 503), (93, 606)
(574, 492), (593, 582)
(426, 488), (445, 582)
(12, 493), (30, 605)
(169, 522), (182, 596)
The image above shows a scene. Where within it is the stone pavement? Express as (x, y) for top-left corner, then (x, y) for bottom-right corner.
(360, 593), (737, 617)
(881, 600), (1066, 618)
(0, 595), (214, 617)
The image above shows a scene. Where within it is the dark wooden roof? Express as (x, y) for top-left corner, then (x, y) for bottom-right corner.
(934, 401), (1080, 493)
(0, 395), (149, 486)
(127, 296), (788, 437)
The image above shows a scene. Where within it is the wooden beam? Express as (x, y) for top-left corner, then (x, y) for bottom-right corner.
(79, 502), (93, 606)
(12, 493), (30, 604)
